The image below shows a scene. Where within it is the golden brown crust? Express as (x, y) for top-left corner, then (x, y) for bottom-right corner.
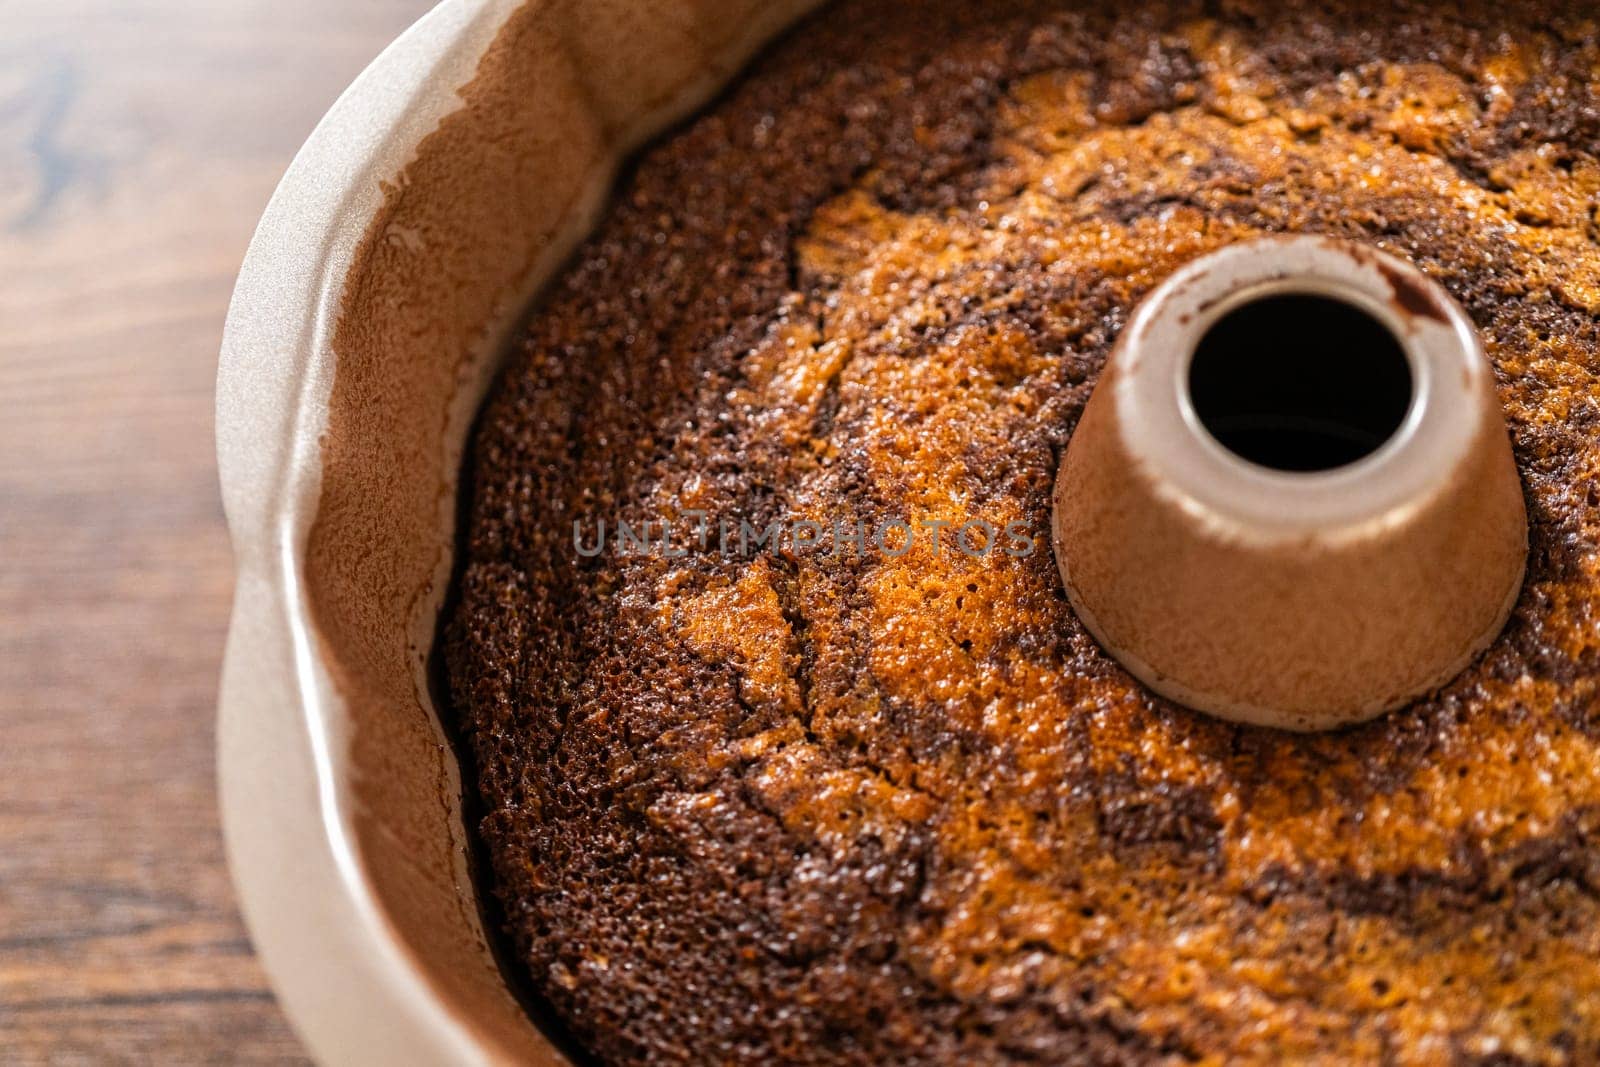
(444, 1), (1600, 1062)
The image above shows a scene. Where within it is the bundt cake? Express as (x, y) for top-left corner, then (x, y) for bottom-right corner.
(443, 1), (1600, 1061)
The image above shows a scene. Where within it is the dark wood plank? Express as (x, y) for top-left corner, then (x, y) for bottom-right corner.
(0, 1), (436, 1060)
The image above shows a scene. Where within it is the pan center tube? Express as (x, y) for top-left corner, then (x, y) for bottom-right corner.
(1051, 236), (1528, 731)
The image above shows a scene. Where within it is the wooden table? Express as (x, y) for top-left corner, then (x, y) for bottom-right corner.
(0, 2), (434, 1060)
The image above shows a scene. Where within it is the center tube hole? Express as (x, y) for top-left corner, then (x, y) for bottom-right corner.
(1187, 293), (1414, 473)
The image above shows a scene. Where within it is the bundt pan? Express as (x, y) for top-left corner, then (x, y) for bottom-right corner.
(217, 0), (1590, 1063)
(217, 1), (821, 1062)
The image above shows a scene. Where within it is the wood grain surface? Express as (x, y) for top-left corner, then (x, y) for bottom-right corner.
(0, 2), (435, 1061)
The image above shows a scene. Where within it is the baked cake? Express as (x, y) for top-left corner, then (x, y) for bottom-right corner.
(443, 1), (1600, 1061)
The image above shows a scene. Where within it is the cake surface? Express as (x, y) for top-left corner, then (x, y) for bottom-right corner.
(442, 1), (1600, 1062)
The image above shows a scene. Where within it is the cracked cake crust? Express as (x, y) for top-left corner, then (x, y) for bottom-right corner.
(443, 1), (1600, 1062)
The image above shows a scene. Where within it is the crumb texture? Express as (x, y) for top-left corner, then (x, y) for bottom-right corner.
(444, 1), (1600, 1062)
